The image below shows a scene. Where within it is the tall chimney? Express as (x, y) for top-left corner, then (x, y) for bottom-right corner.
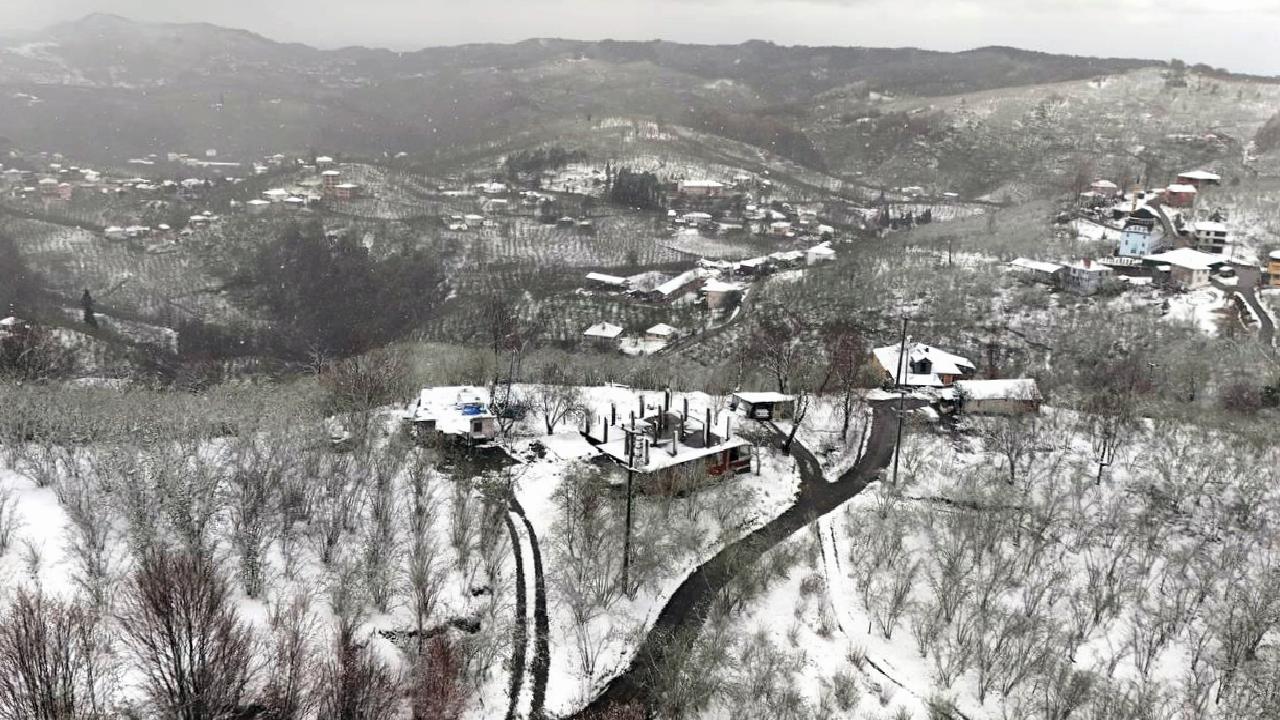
(611, 402), (616, 426)
(705, 408), (712, 446)
(1084, 257), (1091, 269)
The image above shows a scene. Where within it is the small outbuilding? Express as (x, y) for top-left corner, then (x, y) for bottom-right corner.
(645, 323), (680, 342)
(953, 379), (1043, 415)
(731, 391), (796, 421)
(584, 322), (625, 341)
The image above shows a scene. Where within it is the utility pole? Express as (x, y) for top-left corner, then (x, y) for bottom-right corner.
(892, 316), (908, 486)
(623, 432), (635, 593)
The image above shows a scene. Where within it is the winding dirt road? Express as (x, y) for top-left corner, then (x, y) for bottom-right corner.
(571, 400), (901, 717)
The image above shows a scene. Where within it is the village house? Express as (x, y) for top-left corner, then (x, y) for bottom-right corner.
(583, 322), (624, 348)
(0, 315), (27, 341)
(650, 269), (705, 303)
(1176, 170), (1222, 188)
(872, 342), (976, 388)
(768, 221), (794, 238)
(332, 183), (358, 201)
(701, 279), (745, 309)
(731, 391), (795, 420)
(953, 379), (1043, 415)
(1191, 221), (1229, 254)
(585, 272), (630, 292)
(247, 198), (271, 214)
(263, 188), (290, 203)
(1143, 248), (1222, 290)
(320, 170), (341, 191)
(1062, 259), (1114, 295)
(404, 387), (498, 446)
(1118, 208), (1165, 256)
(645, 323), (680, 343)
(768, 250), (804, 268)
(677, 179), (726, 197)
(1269, 251), (1280, 288)
(1164, 184), (1198, 208)
(1009, 258), (1065, 286)
(806, 243), (836, 265)
(734, 256), (771, 277)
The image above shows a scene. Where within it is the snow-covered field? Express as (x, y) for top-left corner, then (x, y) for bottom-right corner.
(717, 406), (1280, 719)
(0, 382), (809, 718)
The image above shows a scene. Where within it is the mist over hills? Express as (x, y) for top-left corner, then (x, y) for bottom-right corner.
(0, 15), (1176, 157)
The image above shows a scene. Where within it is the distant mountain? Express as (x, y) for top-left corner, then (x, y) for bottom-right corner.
(0, 14), (1265, 182)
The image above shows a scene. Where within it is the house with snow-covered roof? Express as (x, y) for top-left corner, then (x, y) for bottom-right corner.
(1176, 170), (1221, 188)
(677, 179), (726, 197)
(1062, 259), (1114, 296)
(1142, 248), (1223, 289)
(872, 342), (976, 389)
(1009, 258), (1065, 285)
(806, 243), (836, 265)
(953, 379), (1043, 415)
(1116, 206), (1165, 257)
(583, 323), (624, 350)
(1191, 221), (1229, 254)
(404, 386), (497, 446)
(701, 279), (744, 309)
(732, 391), (796, 420)
(1164, 184), (1198, 208)
(585, 272), (630, 291)
(645, 323), (680, 342)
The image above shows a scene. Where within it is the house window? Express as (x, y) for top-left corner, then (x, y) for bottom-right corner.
(472, 420), (483, 434)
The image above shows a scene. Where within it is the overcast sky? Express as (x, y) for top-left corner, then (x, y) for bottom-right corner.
(3, 0), (1278, 75)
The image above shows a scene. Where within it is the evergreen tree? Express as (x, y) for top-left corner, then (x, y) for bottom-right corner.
(81, 289), (97, 329)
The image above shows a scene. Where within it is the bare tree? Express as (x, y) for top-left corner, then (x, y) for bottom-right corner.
(257, 594), (318, 720)
(409, 635), (466, 720)
(308, 452), (366, 567)
(0, 589), (116, 720)
(226, 435), (286, 598)
(53, 470), (121, 611)
(823, 321), (870, 440)
(316, 628), (401, 720)
(743, 313), (808, 395)
(404, 454), (444, 653)
(869, 557), (918, 640)
(529, 364), (584, 435)
(362, 446), (403, 614)
(977, 415), (1041, 486)
(0, 489), (17, 557)
(551, 463), (625, 679)
(116, 550), (256, 720)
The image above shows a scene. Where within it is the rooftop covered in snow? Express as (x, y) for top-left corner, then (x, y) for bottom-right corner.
(584, 322), (624, 339)
(954, 379), (1043, 402)
(1143, 248), (1224, 271)
(873, 342), (976, 388)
